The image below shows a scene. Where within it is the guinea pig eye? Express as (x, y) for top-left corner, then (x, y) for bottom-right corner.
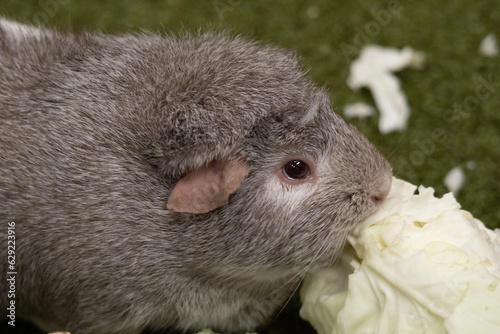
(282, 159), (311, 181)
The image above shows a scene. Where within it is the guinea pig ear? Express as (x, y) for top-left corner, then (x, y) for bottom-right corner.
(166, 159), (248, 214)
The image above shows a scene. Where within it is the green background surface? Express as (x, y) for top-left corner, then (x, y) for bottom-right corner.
(1, 1), (499, 333)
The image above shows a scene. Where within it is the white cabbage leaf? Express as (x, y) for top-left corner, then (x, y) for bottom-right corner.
(300, 178), (500, 334)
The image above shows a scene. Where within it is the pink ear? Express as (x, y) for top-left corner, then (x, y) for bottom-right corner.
(166, 159), (248, 214)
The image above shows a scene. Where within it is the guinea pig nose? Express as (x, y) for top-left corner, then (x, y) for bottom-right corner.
(371, 181), (391, 205)
(371, 194), (385, 205)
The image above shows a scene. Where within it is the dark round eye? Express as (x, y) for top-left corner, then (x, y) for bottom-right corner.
(282, 159), (311, 180)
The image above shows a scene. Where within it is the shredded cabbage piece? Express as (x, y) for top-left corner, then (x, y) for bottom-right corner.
(347, 46), (425, 134)
(300, 178), (500, 334)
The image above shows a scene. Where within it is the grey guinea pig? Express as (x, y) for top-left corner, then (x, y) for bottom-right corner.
(0, 19), (392, 334)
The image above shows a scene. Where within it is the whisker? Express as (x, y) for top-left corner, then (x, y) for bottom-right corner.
(272, 274), (304, 320)
(385, 136), (409, 159)
(265, 218), (349, 319)
(271, 224), (346, 319)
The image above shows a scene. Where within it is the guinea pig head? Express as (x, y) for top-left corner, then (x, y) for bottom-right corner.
(165, 89), (392, 279)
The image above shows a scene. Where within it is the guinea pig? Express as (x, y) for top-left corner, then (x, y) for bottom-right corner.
(0, 19), (392, 334)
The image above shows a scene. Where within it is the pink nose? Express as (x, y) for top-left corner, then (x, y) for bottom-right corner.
(371, 177), (392, 205)
(371, 194), (385, 205)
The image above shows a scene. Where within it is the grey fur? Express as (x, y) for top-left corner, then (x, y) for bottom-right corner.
(0, 19), (392, 334)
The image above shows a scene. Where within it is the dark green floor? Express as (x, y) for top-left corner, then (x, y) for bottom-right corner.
(1, 1), (499, 333)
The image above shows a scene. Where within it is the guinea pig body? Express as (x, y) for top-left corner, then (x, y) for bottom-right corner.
(0, 19), (392, 334)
